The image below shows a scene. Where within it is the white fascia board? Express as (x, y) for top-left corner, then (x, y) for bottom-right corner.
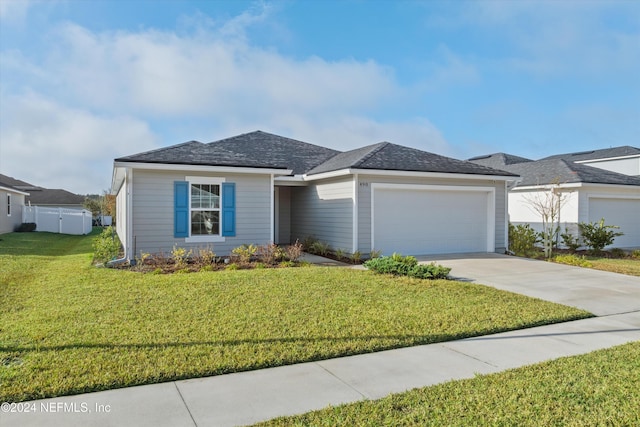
(575, 154), (640, 163)
(304, 168), (518, 182)
(352, 168), (519, 181)
(274, 175), (308, 186)
(0, 185), (29, 196)
(514, 182), (640, 192)
(302, 169), (353, 181)
(113, 161), (292, 176)
(513, 183), (584, 191)
(111, 165), (127, 195)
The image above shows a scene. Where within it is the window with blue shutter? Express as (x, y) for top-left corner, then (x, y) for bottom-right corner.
(221, 182), (236, 236)
(174, 181), (189, 238)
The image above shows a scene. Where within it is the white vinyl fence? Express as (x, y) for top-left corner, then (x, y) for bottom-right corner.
(22, 206), (93, 235)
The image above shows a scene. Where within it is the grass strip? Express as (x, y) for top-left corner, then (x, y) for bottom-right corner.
(258, 341), (640, 426)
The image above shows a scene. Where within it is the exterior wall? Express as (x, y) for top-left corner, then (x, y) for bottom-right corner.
(276, 186), (291, 244)
(115, 177), (128, 254)
(509, 189), (580, 235)
(579, 157), (640, 176)
(357, 174), (507, 254)
(131, 169), (272, 257)
(0, 190), (24, 234)
(290, 176), (354, 252)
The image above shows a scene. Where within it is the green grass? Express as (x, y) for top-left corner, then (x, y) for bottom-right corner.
(258, 341), (640, 426)
(587, 257), (640, 276)
(0, 232), (591, 402)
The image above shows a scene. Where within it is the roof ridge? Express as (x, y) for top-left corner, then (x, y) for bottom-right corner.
(351, 142), (390, 168)
(207, 130), (341, 154)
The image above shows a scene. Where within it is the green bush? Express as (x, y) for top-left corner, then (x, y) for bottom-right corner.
(560, 228), (581, 252)
(92, 227), (121, 265)
(553, 254), (593, 268)
(364, 253), (451, 280)
(578, 218), (623, 254)
(231, 244), (257, 264)
(508, 223), (539, 257)
(14, 222), (37, 232)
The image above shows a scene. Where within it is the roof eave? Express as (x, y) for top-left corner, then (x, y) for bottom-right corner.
(113, 161), (292, 176)
(304, 168), (520, 182)
(0, 185), (30, 196)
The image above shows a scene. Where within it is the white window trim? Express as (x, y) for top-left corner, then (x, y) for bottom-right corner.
(7, 194), (11, 217)
(185, 176), (226, 243)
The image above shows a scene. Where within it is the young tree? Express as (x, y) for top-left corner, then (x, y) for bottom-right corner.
(524, 182), (569, 259)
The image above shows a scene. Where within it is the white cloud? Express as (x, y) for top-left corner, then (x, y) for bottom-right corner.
(0, 0), (31, 23)
(0, 92), (157, 194)
(1, 5), (458, 194)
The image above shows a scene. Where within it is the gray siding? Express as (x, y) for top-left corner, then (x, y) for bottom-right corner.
(357, 174), (507, 254)
(0, 191), (24, 234)
(290, 177), (354, 252)
(131, 170), (272, 257)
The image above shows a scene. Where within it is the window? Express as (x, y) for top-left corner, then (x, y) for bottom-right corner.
(175, 177), (234, 242)
(7, 194), (11, 216)
(190, 184), (220, 235)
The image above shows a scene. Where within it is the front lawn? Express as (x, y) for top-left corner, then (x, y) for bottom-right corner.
(586, 257), (640, 276)
(259, 341), (640, 426)
(0, 232), (591, 402)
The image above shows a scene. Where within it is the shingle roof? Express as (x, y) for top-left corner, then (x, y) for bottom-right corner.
(540, 146), (640, 161)
(490, 159), (640, 187)
(0, 174), (39, 192)
(115, 131), (339, 175)
(467, 153), (533, 170)
(117, 131), (518, 177)
(26, 189), (86, 206)
(308, 142), (518, 176)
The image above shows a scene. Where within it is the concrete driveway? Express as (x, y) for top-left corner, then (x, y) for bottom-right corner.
(417, 253), (640, 316)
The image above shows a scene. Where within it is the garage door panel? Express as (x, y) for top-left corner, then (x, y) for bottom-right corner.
(589, 198), (640, 248)
(373, 188), (490, 255)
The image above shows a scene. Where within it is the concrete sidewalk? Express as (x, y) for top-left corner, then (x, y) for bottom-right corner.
(3, 255), (640, 427)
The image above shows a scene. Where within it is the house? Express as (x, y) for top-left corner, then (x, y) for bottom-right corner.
(0, 174), (85, 210)
(111, 131), (519, 260)
(469, 152), (640, 248)
(540, 146), (640, 177)
(0, 174), (30, 234)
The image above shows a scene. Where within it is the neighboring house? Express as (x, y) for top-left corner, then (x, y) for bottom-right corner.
(0, 175), (29, 234)
(0, 174), (85, 209)
(540, 146), (640, 177)
(469, 153), (640, 248)
(25, 189), (85, 210)
(111, 130), (519, 260)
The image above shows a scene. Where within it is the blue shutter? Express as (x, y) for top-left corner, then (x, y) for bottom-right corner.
(174, 181), (189, 238)
(221, 182), (236, 237)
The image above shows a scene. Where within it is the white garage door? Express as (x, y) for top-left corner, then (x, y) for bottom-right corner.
(588, 198), (640, 248)
(372, 185), (494, 255)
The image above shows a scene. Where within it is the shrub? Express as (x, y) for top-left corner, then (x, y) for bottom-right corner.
(309, 241), (330, 256)
(610, 248), (626, 258)
(369, 249), (382, 259)
(364, 253), (451, 280)
(560, 229), (581, 253)
(279, 260), (295, 268)
(508, 223), (539, 257)
(553, 254), (593, 268)
(334, 248), (346, 260)
(351, 250), (362, 264)
(632, 250), (640, 260)
(284, 240), (304, 262)
(256, 243), (284, 265)
(171, 245), (192, 269)
(225, 263), (239, 271)
(231, 244), (257, 264)
(578, 218), (623, 254)
(194, 246), (216, 267)
(92, 226), (121, 265)
(301, 236), (318, 251)
(14, 222), (36, 232)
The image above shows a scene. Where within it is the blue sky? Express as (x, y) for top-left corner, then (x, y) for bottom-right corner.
(1, 0), (638, 194)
